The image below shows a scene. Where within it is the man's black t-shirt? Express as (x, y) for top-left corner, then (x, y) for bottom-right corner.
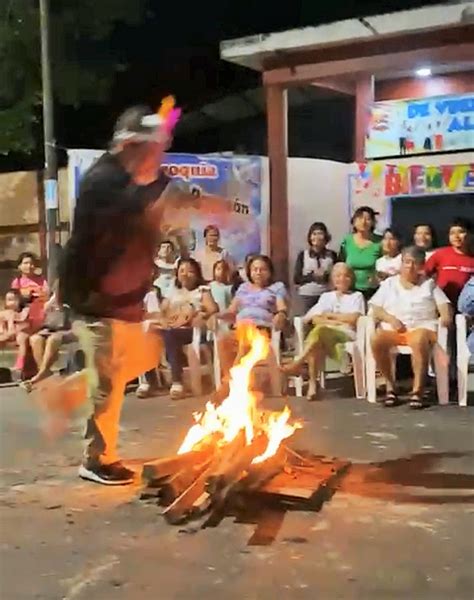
(60, 152), (169, 321)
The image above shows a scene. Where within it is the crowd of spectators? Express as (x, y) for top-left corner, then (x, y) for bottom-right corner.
(1, 214), (473, 406)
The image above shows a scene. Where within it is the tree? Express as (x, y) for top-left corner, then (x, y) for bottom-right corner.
(0, 0), (145, 154)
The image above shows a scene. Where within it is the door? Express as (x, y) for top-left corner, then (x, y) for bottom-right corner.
(390, 194), (474, 247)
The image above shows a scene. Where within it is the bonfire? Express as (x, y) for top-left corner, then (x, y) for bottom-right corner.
(141, 325), (349, 526)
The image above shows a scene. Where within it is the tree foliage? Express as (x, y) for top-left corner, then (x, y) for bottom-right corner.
(0, 0), (145, 154)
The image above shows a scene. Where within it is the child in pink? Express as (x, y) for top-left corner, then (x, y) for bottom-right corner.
(0, 289), (31, 372)
(11, 252), (49, 332)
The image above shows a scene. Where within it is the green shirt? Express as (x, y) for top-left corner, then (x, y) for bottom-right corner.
(340, 234), (382, 291)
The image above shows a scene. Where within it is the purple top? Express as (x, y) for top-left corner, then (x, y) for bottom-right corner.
(235, 281), (286, 328)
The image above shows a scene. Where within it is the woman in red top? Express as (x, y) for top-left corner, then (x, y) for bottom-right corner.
(11, 252), (49, 332)
(425, 218), (474, 305)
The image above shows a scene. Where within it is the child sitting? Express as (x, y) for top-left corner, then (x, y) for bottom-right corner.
(376, 228), (402, 280)
(154, 240), (178, 298)
(284, 263), (365, 400)
(210, 259), (233, 312)
(0, 289), (31, 375)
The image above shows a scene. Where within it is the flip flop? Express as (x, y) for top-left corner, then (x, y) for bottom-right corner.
(19, 380), (33, 393)
(409, 392), (427, 410)
(384, 391), (399, 407)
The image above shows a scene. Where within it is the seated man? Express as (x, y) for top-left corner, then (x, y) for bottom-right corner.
(458, 276), (474, 357)
(369, 246), (451, 409)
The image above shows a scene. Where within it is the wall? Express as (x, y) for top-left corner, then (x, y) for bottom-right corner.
(288, 158), (349, 274)
(0, 156), (351, 295)
(375, 72), (474, 102)
(349, 151), (474, 231)
(0, 168), (69, 293)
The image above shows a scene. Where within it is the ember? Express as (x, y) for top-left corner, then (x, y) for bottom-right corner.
(141, 324), (350, 532)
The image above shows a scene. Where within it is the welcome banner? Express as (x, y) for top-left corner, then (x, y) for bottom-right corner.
(349, 161), (474, 231)
(67, 150), (265, 265)
(366, 93), (474, 158)
(354, 162), (474, 197)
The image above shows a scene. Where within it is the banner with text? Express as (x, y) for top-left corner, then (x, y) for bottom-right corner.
(67, 150), (264, 265)
(349, 162), (474, 230)
(366, 93), (474, 158)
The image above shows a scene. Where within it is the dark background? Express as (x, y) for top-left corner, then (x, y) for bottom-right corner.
(1, 0), (436, 172)
(391, 194), (474, 247)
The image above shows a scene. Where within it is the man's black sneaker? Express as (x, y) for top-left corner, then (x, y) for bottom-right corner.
(78, 461), (135, 485)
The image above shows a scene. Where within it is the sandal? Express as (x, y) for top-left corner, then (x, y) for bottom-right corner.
(19, 380), (34, 393)
(409, 392), (427, 410)
(384, 391), (399, 407)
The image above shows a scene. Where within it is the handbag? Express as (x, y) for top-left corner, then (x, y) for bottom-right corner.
(43, 305), (71, 332)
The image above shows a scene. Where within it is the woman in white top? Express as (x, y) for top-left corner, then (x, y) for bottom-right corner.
(192, 225), (234, 282)
(370, 246), (451, 409)
(285, 263), (365, 400)
(376, 228), (402, 280)
(158, 258), (218, 398)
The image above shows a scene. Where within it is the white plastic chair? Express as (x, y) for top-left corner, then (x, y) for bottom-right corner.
(213, 322), (283, 396)
(289, 316), (367, 399)
(456, 314), (471, 407)
(365, 317), (449, 404)
(184, 327), (215, 396)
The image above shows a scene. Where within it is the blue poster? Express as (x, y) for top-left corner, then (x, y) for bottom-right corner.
(68, 150), (264, 266)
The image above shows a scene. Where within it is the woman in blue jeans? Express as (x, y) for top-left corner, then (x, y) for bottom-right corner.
(158, 258), (218, 399)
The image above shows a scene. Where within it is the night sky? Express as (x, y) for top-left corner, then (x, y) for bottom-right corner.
(2, 0), (434, 170)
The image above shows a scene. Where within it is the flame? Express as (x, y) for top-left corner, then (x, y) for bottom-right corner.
(177, 324), (300, 462)
(252, 407), (301, 464)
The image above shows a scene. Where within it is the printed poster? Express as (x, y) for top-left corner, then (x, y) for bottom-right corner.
(67, 150), (265, 266)
(366, 93), (474, 158)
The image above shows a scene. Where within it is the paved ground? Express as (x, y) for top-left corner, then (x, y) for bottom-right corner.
(0, 382), (473, 600)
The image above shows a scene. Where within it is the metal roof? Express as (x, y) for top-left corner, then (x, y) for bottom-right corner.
(220, 2), (474, 70)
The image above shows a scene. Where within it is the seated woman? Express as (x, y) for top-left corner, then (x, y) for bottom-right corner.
(369, 246), (452, 409)
(284, 263), (365, 400)
(11, 252), (49, 333)
(156, 258), (218, 399)
(0, 289), (30, 377)
(26, 291), (77, 389)
(458, 276), (474, 356)
(217, 255), (288, 378)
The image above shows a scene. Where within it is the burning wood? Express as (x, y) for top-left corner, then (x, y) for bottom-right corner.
(140, 324), (350, 531)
